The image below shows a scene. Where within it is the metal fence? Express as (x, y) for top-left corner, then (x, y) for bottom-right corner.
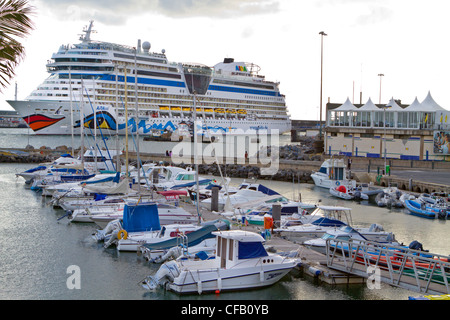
(326, 239), (450, 294)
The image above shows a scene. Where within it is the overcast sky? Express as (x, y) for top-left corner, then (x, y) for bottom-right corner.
(1, 0), (450, 121)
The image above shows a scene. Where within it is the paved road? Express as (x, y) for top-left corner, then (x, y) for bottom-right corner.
(353, 167), (450, 187)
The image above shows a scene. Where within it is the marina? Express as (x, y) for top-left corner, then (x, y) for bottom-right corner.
(1, 9), (450, 305)
(1, 128), (450, 301)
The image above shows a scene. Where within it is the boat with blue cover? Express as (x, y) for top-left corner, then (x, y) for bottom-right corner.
(141, 230), (301, 294)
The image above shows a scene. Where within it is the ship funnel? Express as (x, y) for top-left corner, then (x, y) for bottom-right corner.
(137, 39), (142, 53)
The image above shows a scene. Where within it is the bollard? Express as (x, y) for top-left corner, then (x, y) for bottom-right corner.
(211, 186), (219, 212)
(152, 170), (159, 184)
(272, 203), (281, 229)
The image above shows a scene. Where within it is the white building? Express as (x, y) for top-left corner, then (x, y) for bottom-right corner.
(326, 92), (450, 161)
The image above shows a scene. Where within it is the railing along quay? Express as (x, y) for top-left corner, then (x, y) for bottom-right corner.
(325, 239), (450, 295)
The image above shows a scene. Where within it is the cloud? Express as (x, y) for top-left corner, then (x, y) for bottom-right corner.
(353, 5), (393, 26)
(37, 0), (280, 25)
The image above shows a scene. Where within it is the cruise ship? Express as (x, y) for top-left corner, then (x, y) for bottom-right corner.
(7, 21), (291, 137)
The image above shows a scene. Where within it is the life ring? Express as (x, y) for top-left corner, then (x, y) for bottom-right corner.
(336, 181), (340, 186)
(118, 229), (128, 240)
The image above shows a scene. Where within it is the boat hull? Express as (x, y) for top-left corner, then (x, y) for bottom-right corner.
(311, 173), (355, 189)
(404, 200), (449, 219)
(169, 264), (296, 294)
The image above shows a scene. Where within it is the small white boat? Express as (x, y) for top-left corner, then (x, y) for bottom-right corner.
(273, 205), (352, 243)
(304, 225), (398, 255)
(375, 192), (403, 208)
(141, 230), (301, 294)
(69, 201), (197, 226)
(274, 206), (390, 244)
(136, 219), (229, 260)
(130, 165), (186, 186)
(329, 185), (369, 201)
(311, 158), (356, 189)
(15, 153), (82, 184)
(154, 168), (211, 191)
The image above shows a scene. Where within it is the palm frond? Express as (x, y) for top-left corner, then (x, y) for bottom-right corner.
(0, 0), (34, 90)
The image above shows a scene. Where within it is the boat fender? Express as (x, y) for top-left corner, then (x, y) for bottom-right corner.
(197, 280), (202, 294)
(260, 270), (265, 282)
(118, 229), (128, 240)
(308, 266), (322, 277)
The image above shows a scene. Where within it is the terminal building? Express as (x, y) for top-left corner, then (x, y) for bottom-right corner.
(325, 91), (450, 161)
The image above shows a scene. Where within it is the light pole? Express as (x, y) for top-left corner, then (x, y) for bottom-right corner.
(380, 104), (391, 175)
(319, 31), (327, 139)
(378, 73), (384, 104)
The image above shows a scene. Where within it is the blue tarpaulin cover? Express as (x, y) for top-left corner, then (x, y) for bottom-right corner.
(122, 203), (161, 233)
(257, 185), (279, 195)
(24, 166), (46, 173)
(312, 217), (347, 227)
(238, 241), (268, 259)
(94, 193), (107, 201)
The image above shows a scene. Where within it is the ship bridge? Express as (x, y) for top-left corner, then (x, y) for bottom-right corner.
(182, 63), (213, 95)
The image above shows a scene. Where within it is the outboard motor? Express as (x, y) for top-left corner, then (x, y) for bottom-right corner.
(438, 209), (447, 220)
(409, 240), (427, 252)
(141, 260), (181, 290)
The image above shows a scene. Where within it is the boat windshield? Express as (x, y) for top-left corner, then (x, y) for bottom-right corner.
(339, 226), (353, 233)
(336, 236), (351, 241)
(267, 196), (289, 203)
(321, 233), (336, 240)
(175, 174), (195, 181)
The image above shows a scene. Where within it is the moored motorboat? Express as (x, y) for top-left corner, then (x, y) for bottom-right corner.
(141, 230), (301, 294)
(310, 158), (356, 189)
(329, 185), (369, 201)
(404, 199), (450, 219)
(303, 225), (398, 255)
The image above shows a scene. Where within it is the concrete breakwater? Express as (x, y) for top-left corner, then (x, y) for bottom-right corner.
(169, 162), (314, 183)
(0, 149), (53, 163)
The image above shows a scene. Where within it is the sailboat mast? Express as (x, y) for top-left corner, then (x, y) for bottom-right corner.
(124, 66), (129, 177)
(80, 80), (85, 167)
(69, 66), (74, 157)
(134, 47), (140, 193)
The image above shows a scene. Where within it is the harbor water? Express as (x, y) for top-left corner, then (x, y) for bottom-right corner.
(1, 128), (449, 300)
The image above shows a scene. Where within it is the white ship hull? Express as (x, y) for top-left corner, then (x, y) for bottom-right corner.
(8, 99), (290, 135)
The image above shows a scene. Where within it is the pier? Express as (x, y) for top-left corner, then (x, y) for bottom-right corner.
(325, 239), (450, 295)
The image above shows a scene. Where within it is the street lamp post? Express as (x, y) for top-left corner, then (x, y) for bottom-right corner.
(378, 73), (384, 104)
(319, 31), (327, 139)
(380, 104), (391, 176)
